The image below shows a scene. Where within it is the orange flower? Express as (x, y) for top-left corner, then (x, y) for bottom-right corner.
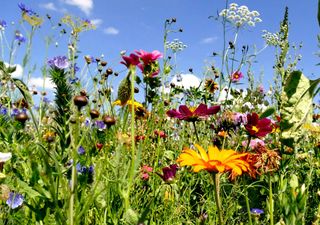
(177, 144), (250, 179)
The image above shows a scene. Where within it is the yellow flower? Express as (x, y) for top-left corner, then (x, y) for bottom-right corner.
(113, 100), (149, 118)
(177, 144), (250, 178)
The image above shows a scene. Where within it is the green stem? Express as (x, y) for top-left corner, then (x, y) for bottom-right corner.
(213, 173), (223, 225)
(269, 176), (274, 225)
(192, 121), (200, 142)
(245, 187), (253, 225)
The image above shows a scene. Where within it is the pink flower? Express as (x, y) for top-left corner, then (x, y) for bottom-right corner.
(136, 50), (163, 77)
(140, 165), (153, 181)
(242, 139), (265, 149)
(120, 53), (140, 68)
(135, 50), (162, 65)
(231, 71), (244, 83)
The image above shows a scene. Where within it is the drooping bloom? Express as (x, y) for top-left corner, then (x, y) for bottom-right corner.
(6, 192), (24, 209)
(135, 50), (162, 77)
(120, 53), (140, 68)
(166, 103), (220, 122)
(245, 113), (272, 138)
(48, 56), (69, 70)
(230, 71), (243, 83)
(177, 144), (250, 179)
(156, 164), (178, 183)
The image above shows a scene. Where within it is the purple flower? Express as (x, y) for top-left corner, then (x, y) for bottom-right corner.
(94, 120), (106, 130)
(11, 108), (20, 117)
(250, 208), (264, 216)
(156, 164), (178, 183)
(15, 31), (26, 44)
(48, 56), (69, 70)
(43, 97), (50, 104)
(230, 71), (244, 83)
(18, 3), (35, 15)
(78, 146), (85, 155)
(6, 192), (24, 209)
(0, 20), (7, 30)
(0, 107), (7, 115)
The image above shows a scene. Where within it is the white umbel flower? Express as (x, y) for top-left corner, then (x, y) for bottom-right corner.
(0, 152), (12, 163)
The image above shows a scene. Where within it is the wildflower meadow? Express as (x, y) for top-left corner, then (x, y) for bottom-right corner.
(0, 1), (320, 225)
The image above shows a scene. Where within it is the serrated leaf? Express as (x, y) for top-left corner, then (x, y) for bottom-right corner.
(280, 71), (320, 147)
(260, 107), (276, 118)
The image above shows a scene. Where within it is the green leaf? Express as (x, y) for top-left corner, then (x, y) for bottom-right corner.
(12, 78), (34, 106)
(280, 71), (320, 147)
(260, 107), (276, 118)
(16, 179), (42, 199)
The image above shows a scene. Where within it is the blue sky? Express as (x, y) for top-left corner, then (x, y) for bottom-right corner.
(1, 0), (319, 100)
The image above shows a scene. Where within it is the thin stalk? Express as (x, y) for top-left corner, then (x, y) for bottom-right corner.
(245, 187), (253, 225)
(192, 121), (200, 142)
(212, 173), (223, 225)
(269, 176), (274, 225)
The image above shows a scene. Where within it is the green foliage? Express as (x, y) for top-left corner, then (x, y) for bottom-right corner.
(280, 71), (320, 148)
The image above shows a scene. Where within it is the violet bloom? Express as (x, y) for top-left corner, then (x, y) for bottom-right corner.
(250, 208), (264, 216)
(157, 164), (178, 183)
(0, 20), (7, 30)
(120, 53), (140, 68)
(167, 103), (220, 122)
(78, 146), (85, 155)
(48, 56), (69, 70)
(18, 3), (35, 15)
(94, 120), (106, 130)
(230, 71), (243, 83)
(15, 31), (26, 44)
(6, 192), (24, 209)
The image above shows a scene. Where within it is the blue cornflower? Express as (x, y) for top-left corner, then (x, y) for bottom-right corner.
(78, 146), (85, 155)
(250, 208), (264, 216)
(48, 56), (69, 70)
(0, 107), (8, 115)
(18, 3), (35, 15)
(11, 108), (20, 117)
(6, 192), (24, 209)
(88, 165), (94, 175)
(84, 118), (91, 127)
(15, 31), (26, 44)
(0, 20), (7, 30)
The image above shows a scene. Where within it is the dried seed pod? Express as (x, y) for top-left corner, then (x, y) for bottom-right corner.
(15, 112), (29, 123)
(102, 115), (116, 127)
(73, 95), (88, 110)
(90, 109), (100, 119)
(100, 61), (107, 67)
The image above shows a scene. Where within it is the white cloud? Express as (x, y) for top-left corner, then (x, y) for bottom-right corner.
(103, 26), (119, 35)
(161, 74), (201, 94)
(201, 37), (218, 44)
(3, 63), (23, 78)
(91, 19), (103, 28)
(29, 77), (56, 90)
(39, 2), (58, 11)
(63, 0), (93, 15)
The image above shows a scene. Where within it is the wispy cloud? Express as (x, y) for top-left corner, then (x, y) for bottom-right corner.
(201, 36), (218, 44)
(62, 0), (93, 15)
(103, 26), (119, 35)
(39, 2), (58, 11)
(29, 77), (56, 90)
(91, 19), (103, 28)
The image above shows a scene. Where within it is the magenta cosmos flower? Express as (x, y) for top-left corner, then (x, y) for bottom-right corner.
(167, 103), (220, 122)
(136, 50), (163, 77)
(231, 71), (244, 82)
(244, 113), (272, 138)
(120, 53), (140, 68)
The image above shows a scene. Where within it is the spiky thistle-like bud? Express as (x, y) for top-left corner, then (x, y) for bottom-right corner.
(117, 73), (131, 105)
